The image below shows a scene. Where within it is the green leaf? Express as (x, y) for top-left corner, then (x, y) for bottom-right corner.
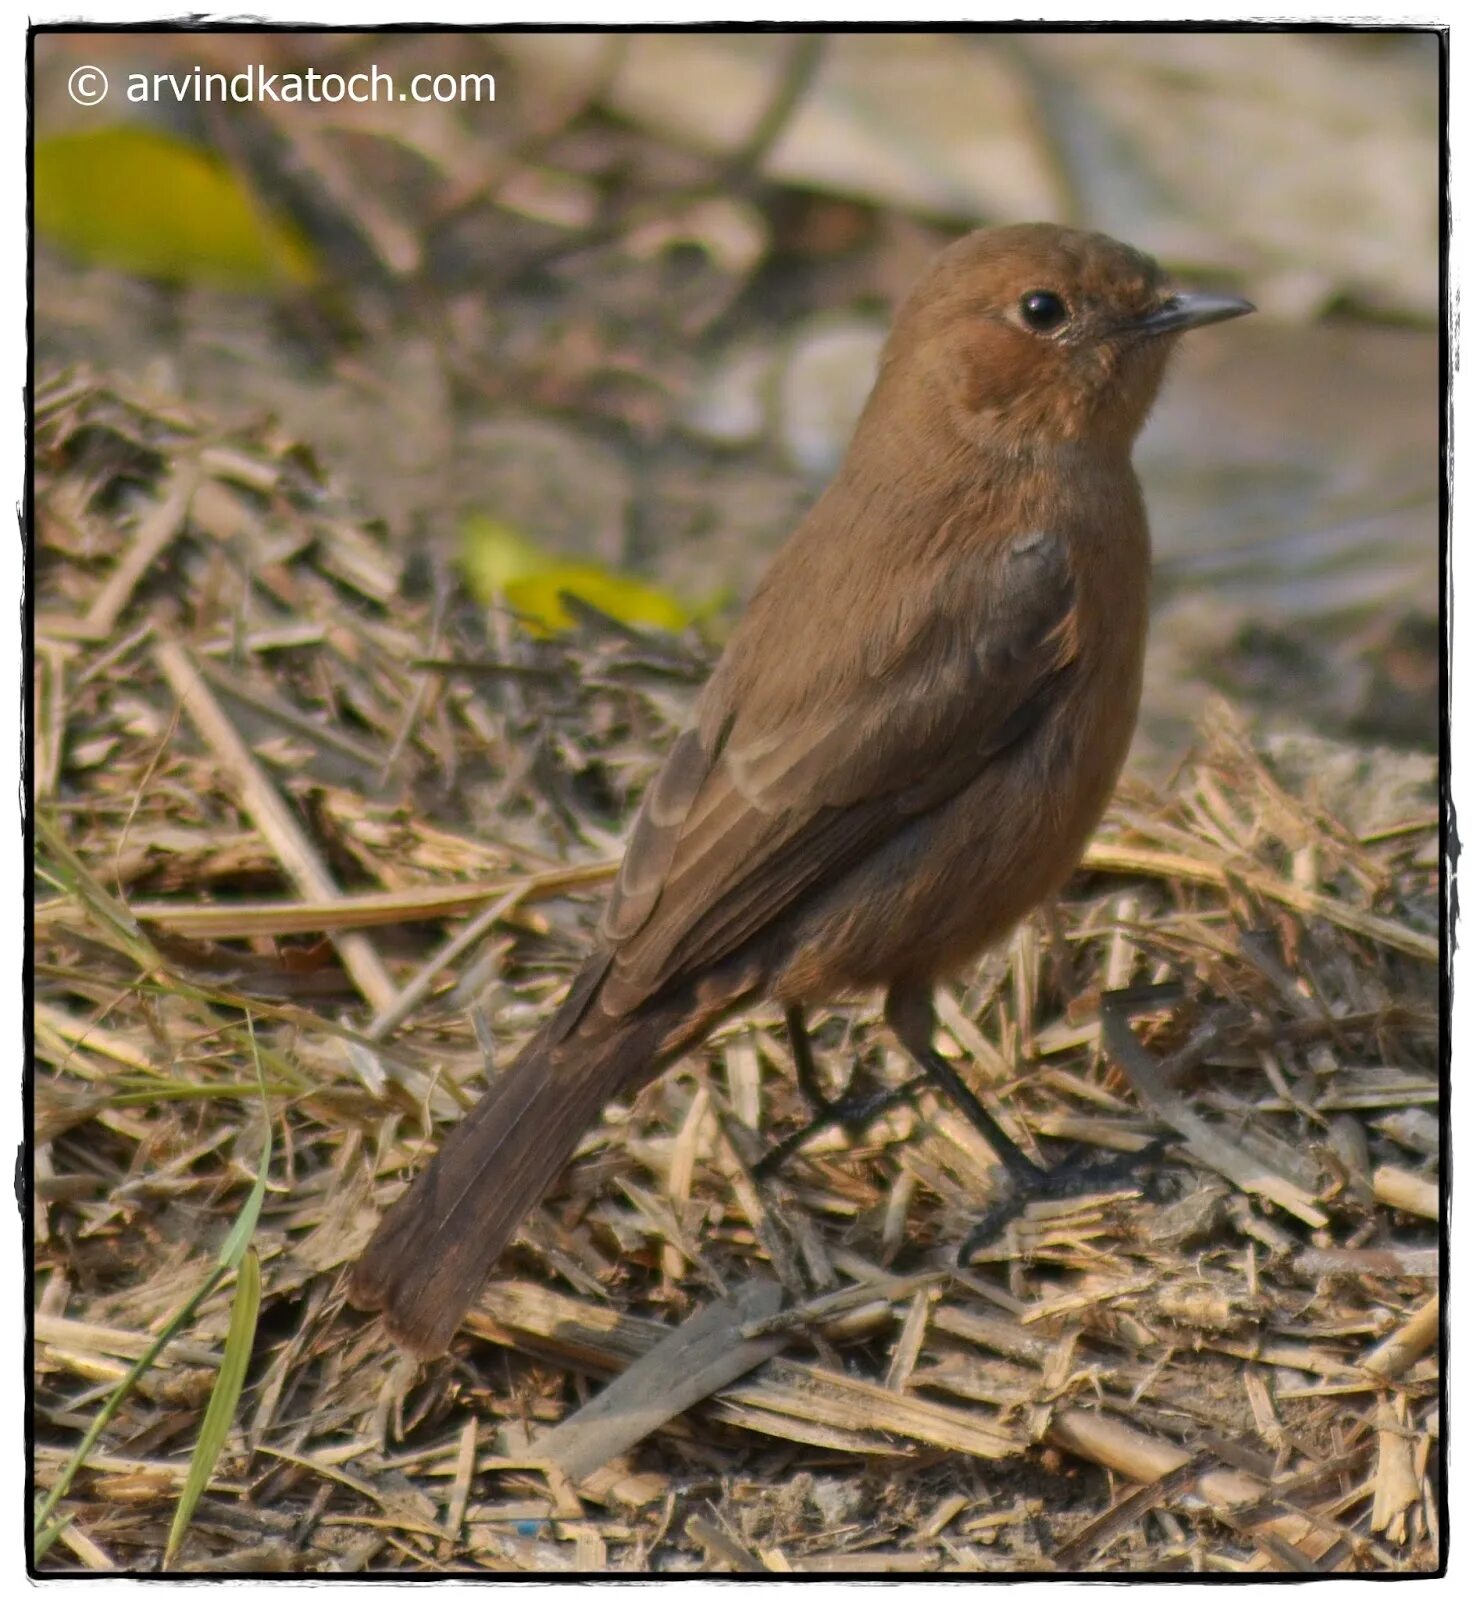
(164, 1249), (263, 1568)
(35, 126), (316, 291)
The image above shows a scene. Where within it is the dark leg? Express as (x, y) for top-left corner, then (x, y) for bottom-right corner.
(784, 1003), (827, 1110)
(884, 983), (1044, 1190)
(753, 1004), (922, 1178)
(884, 980), (1174, 1262)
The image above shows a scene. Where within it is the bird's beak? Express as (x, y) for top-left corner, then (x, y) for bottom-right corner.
(1130, 291), (1256, 338)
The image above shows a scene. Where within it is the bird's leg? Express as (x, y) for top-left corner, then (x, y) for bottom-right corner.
(884, 981), (1174, 1263)
(883, 982), (1045, 1190)
(752, 1004), (922, 1177)
(784, 1002), (828, 1110)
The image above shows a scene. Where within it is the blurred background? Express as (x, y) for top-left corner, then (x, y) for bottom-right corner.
(33, 29), (1443, 767)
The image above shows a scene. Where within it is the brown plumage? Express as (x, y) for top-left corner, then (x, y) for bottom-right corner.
(349, 223), (1254, 1355)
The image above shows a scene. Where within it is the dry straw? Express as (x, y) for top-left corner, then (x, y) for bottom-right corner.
(34, 371), (1439, 1573)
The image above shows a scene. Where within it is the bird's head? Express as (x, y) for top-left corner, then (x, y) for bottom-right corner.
(878, 223), (1254, 457)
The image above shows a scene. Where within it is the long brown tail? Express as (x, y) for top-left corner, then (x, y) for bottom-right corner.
(349, 1005), (676, 1357)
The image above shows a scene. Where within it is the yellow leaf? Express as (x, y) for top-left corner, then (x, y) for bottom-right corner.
(460, 512), (702, 636)
(507, 566), (696, 635)
(35, 126), (316, 291)
(459, 514), (545, 598)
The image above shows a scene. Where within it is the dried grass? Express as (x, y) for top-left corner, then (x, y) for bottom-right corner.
(33, 370), (1441, 1572)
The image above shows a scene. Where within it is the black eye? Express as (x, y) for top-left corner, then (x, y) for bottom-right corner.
(1018, 290), (1069, 333)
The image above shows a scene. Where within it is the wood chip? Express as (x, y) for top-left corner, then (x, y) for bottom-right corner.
(535, 1279), (786, 1484)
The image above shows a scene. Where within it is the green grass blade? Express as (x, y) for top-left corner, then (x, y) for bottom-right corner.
(31, 1508), (73, 1563)
(34, 1018), (276, 1561)
(33, 1261), (227, 1548)
(217, 1023), (273, 1270)
(164, 1248), (262, 1568)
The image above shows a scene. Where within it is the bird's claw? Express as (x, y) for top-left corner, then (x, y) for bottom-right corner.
(957, 1134), (1178, 1264)
(753, 1076), (923, 1178)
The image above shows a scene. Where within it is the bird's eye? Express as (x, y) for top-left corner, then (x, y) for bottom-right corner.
(1018, 290), (1070, 333)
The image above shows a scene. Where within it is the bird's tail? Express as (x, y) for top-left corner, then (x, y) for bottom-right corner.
(348, 1003), (680, 1357)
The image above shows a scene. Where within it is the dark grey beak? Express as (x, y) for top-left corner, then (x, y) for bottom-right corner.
(1132, 291), (1256, 338)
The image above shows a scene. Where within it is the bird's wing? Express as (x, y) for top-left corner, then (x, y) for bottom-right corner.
(595, 527), (1079, 1016)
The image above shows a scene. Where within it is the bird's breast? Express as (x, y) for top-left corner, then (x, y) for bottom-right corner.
(774, 527), (1150, 999)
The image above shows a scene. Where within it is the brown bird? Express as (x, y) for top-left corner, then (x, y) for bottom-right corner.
(350, 223), (1254, 1356)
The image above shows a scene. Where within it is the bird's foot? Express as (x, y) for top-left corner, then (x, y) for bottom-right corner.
(753, 1074), (924, 1178)
(957, 1135), (1177, 1264)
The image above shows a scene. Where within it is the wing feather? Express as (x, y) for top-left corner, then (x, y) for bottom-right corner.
(597, 527), (1079, 1013)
